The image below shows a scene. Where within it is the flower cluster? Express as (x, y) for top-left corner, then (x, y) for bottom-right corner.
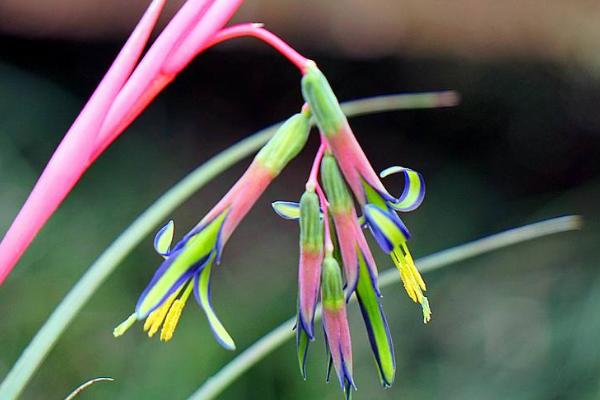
(113, 62), (430, 398)
(0, 0), (433, 395)
(271, 63), (431, 397)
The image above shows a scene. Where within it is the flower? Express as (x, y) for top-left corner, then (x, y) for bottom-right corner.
(296, 190), (324, 340)
(321, 154), (396, 386)
(139, 211), (230, 346)
(114, 110), (311, 346)
(272, 155), (397, 388)
(302, 63), (431, 323)
(320, 153), (379, 298)
(321, 256), (355, 398)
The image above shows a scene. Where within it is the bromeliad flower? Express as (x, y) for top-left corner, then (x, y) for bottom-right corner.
(321, 256), (355, 398)
(296, 190), (324, 340)
(302, 63), (432, 323)
(273, 148), (396, 391)
(114, 110), (311, 348)
(0, 1), (454, 397)
(321, 154), (396, 387)
(320, 153), (379, 299)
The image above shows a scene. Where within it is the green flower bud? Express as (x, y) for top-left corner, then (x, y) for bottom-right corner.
(300, 190), (323, 252)
(321, 256), (345, 311)
(321, 154), (352, 213)
(256, 112), (311, 174)
(301, 63), (346, 137)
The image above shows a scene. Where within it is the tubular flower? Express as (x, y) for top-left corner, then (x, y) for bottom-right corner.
(321, 256), (355, 398)
(297, 190), (324, 340)
(321, 154), (396, 386)
(273, 189), (324, 378)
(114, 110), (311, 348)
(302, 63), (431, 323)
(321, 153), (379, 298)
(273, 154), (397, 391)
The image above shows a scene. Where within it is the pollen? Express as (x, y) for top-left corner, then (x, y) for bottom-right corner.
(144, 291), (178, 337)
(160, 281), (194, 342)
(160, 299), (184, 341)
(392, 244), (432, 323)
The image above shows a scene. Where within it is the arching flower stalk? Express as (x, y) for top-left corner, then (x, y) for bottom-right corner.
(114, 110), (311, 348)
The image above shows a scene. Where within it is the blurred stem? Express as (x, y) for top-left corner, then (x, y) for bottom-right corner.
(188, 215), (582, 400)
(63, 377), (114, 400)
(0, 91), (457, 400)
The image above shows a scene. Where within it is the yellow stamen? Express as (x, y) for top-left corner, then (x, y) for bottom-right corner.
(160, 281), (194, 342)
(113, 313), (137, 337)
(144, 290), (179, 337)
(401, 243), (426, 291)
(392, 245), (432, 323)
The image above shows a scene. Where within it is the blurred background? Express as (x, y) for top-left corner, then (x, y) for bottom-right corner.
(1, 1), (600, 399)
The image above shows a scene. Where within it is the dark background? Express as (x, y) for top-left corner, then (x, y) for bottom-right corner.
(1, 1), (600, 399)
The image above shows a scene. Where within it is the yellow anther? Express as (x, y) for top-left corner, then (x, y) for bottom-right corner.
(144, 291), (179, 337)
(160, 300), (184, 342)
(113, 313), (137, 337)
(160, 281), (194, 342)
(392, 245), (432, 323)
(402, 243), (426, 291)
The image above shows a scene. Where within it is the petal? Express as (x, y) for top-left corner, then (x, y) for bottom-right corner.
(322, 308), (354, 390)
(330, 212), (359, 300)
(363, 205), (410, 253)
(137, 214), (225, 318)
(324, 331), (333, 383)
(272, 201), (301, 220)
(380, 166), (425, 212)
(153, 220), (174, 257)
(135, 248), (207, 319)
(355, 253), (395, 387)
(296, 314), (311, 379)
(193, 256), (236, 351)
(356, 229), (381, 297)
(298, 250), (323, 339)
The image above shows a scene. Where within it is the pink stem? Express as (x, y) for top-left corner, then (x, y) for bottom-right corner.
(201, 23), (310, 73)
(0, 0), (167, 285)
(306, 138), (333, 254)
(306, 141), (326, 190)
(92, 0), (233, 156)
(0, 0), (245, 284)
(315, 184), (334, 255)
(161, 0), (246, 74)
(91, 19), (305, 159)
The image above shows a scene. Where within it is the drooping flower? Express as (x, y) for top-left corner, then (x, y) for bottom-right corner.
(321, 154), (396, 386)
(320, 153), (379, 298)
(272, 189), (324, 378)
(296, 190), (324, 340)
(114, 110), (311, 347)
(321, 256), (355, 398)
(302, 63), (431, 323)
(273, 153), (397, 389)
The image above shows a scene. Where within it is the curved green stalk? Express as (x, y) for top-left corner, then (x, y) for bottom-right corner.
(0, 91), (456, 400)
(188, 215), (582, 400)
